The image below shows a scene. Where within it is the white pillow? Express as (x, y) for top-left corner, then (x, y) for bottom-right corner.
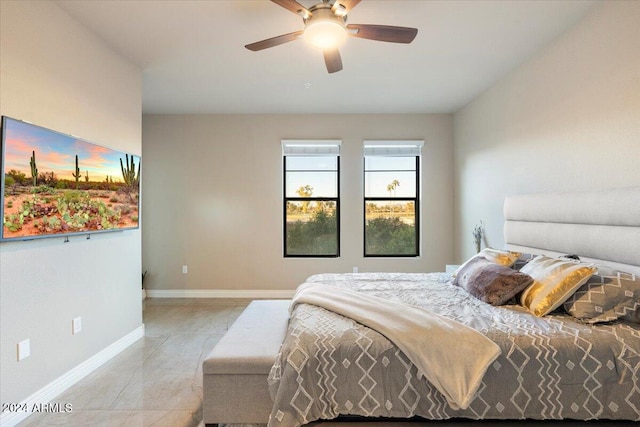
(453, 248), (521, 277)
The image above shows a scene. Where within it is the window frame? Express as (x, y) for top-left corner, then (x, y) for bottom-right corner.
(363, 141), (422, 258)
(282, 141), (341, 258)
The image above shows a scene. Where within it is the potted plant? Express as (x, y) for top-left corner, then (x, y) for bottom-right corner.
(473, 221), (484, 253)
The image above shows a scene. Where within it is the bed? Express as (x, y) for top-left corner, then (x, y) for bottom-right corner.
(205, 186), (640, 427)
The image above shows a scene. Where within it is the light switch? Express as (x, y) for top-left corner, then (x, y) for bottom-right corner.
(18, 339), (30, 361)
(73, 317), (82, 335)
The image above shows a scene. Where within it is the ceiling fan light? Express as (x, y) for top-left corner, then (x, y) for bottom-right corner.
(304, 20), (347, 50)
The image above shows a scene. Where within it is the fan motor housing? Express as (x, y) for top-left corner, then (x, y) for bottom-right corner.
(304, 5), (347, 28)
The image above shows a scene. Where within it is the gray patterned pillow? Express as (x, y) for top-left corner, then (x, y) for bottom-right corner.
(563, 265), (640, 324)
(454, 257), (534, 306)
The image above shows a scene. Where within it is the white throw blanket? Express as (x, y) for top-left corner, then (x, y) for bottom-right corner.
(291, 282), (502, 410)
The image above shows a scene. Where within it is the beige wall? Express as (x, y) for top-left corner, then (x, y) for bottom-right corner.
(453, 0), (640, 262)
(0, 1), (141, 404)
(142, 114), (453, 292)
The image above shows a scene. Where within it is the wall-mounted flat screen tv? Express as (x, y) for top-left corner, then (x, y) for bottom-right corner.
(1, 116), (140, 242)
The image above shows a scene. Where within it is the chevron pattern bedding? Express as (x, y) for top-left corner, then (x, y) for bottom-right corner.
(267, 272), (640, 427)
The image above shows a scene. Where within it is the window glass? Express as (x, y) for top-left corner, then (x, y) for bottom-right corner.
(285, 172), (338, 198)
(285, 201), (338, 256)
(364, 170), (416, 197)
(364, 150), (420, 257)
(286, 156), (337, 171)
(364, 156), (415, 171)
(283, 141), (340, 257)
(365, 201), (416, 256)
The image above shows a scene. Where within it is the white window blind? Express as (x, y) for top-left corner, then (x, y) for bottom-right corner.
(282, 140), (341, 156)
(363, 140), (424, 157)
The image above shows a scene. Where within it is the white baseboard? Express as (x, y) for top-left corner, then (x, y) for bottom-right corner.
(146, 289), (295, 299)
(0, 325), (145, 427)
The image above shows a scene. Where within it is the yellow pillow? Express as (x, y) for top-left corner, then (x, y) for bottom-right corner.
(520, 255), (596, 317)
(453, 248), (521, 277)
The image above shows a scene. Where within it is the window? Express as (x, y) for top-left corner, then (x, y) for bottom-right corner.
(363, 141), (423, 257)
(283, 140), (340, 257)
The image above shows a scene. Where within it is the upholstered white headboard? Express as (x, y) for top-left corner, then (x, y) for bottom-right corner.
(504, 186), (640, 276)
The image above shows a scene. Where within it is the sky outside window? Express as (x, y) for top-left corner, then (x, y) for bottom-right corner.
(364, 156), (416, 198)
(286, 156), (338, 197)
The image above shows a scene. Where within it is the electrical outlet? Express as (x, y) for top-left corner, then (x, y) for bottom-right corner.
(353, 267), (358, 273)
(73, 317), (82, 335)
(18, 339), (30, 361)
(182, 265), (188, 274)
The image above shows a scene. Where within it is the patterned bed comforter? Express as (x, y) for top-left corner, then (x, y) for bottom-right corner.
(267, 273), (640, 427)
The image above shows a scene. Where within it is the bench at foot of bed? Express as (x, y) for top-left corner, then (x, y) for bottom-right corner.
(202, 299), (291, 426)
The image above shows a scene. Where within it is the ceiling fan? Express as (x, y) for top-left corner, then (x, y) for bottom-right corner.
(245, 0), (418, 73)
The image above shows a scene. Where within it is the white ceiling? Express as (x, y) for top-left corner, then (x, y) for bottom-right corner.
(55, 0), (597, 114)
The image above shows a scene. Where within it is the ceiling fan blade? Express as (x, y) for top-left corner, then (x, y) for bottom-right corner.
(346, 24), (418, 43)
(271, 0), (311, 18)
(323, 48), (343, 73)
(331, 0), (361, 16)
(245, 30), (304, 51)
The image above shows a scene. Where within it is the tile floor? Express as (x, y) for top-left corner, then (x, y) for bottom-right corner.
(15, 298), (638, 427)
(18, 298), (251, 427)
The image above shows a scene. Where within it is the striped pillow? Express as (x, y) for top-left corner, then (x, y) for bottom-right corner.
(520, 256), (596, 317)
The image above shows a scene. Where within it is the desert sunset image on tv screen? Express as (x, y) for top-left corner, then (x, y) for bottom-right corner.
(1, 117), (140, 241)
